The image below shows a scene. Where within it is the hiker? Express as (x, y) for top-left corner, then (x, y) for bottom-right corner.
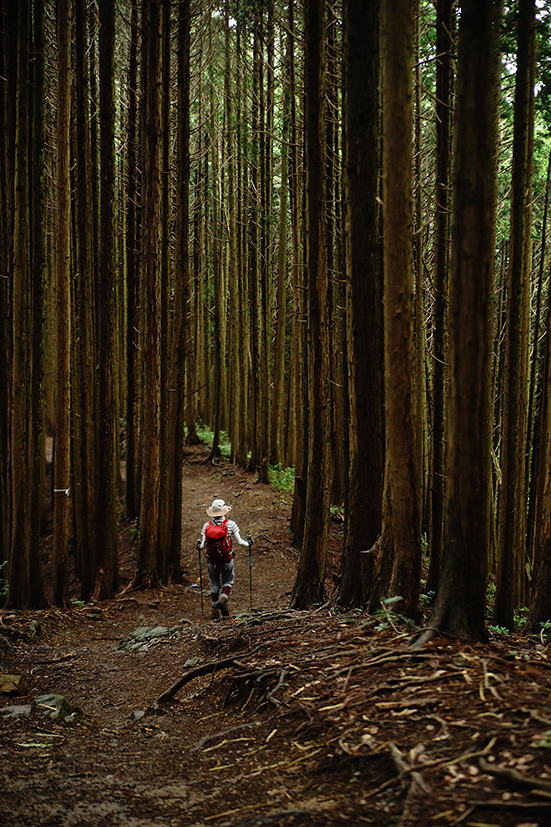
(199, 498), (251, 619)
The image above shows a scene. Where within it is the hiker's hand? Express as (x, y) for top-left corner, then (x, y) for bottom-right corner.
(247, 536), (254, 546)
(196, 539), (201, 550)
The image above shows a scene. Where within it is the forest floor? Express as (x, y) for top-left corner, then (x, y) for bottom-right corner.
(3, 444), (551, 827)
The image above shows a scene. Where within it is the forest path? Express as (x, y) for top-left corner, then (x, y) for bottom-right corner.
(2, 445), (551, 826)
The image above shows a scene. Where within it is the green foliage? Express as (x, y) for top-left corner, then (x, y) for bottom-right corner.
(488, 624), (510, 635)
(338, 610), (365, 625)
(194, 422), (232, 459)
(536, 730), (551, 749)
(330, 506), (345, 523)
(539, 619), (551, 643)
(419, 580), (435, 608)
(374, 597), (420, 632)
(268, 463), (295, 494)
(486, 580), (496, 608)
(514, 605), (529, 632)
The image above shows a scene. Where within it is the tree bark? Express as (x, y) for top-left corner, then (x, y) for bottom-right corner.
(339, 0), (383, 608)
(0, 0), (9, 578)
(73, 0), (97, 601)
(290, 0), (330, 608)
(494, 0), (536, 629)
(169, 0), (191, 578)
(372, 0), (421, 618)
(422, 0), (502, 643)
(427, 0), (455, 595)
(135, 0), (162, 588)
(125, 0), (141, 521)
(52, 0), (72, 608)
(94, 0), (119, 599)
(7, 0), (46, 609)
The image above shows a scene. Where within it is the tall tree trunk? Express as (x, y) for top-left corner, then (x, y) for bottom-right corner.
(94, 0), (119, 599)
(0, 0), (9, 578)
(226, 7), (239, 462)
(494, 0), (536, 629)
(207, 19), (224, 462)
(269, 22), (290, 469)
(371, 0), (421, 618)
(258, 2), (273, 482)
(126, 0), (141, 521)
(427, 0), (455, 595)
(52, 0), (72, 608)
(6, 0), (46, 609)
(420, 0), (502, 644)
(288, 0), (306, 535)
(525, 238), (551, 633)
(28, 0), (48, 609)
(326, 4), (345, 506)
(234, 24), (249, 469)
(290, 0), (330, 609)
(135, 0), (162, 587)
(248, 19), (262, 474)
(339, 0), (383, 608)
(74, 0), (97, 601)
(168, 0), (191, 578)
(158, 0), (172, 576)
(526, 154), (551, 577)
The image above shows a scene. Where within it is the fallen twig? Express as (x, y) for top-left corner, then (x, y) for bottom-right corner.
(154, 644), (265, 706)
(191, 721), (261, 752)
(479, 757), (551, 794)
(155, 656), (246, 706)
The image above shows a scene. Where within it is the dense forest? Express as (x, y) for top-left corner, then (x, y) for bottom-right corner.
(2, 0), (551, 644)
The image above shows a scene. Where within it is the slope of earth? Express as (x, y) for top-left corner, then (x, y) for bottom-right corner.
(2, 445), (551, 826)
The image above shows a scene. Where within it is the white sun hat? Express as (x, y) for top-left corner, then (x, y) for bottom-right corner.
(206, 498), (232, 517)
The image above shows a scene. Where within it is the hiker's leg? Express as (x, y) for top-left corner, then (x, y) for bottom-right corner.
(220, 560), (235, 597)
(208, 563), (221, 618)
(217, 561), (235, 616)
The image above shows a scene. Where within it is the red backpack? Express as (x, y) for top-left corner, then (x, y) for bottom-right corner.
(205, 520), (233, 564)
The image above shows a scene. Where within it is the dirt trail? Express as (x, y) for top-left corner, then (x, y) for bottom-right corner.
(3, 445), (551, 827)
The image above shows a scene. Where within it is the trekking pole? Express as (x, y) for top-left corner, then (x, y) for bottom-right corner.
(247, 536), (254, 610)
(196, 540), (204, 616)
